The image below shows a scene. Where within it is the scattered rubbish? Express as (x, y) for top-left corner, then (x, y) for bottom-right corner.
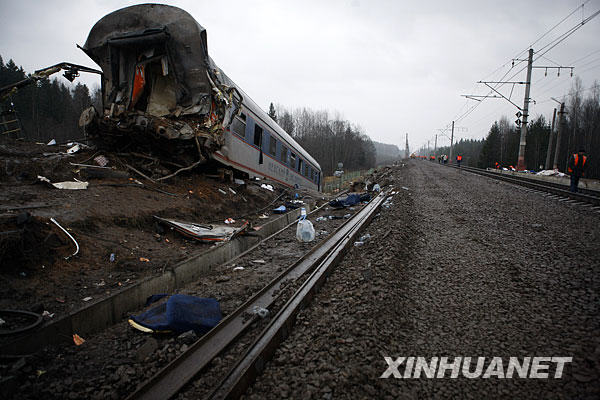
(252, 259), (266, 264)
(296, 219), (316, 242)
(19, 271), (26, 278)
(96, 280), (106, 287)
(36, 370), (46, 377)
(38, 175), (89, 190)
(373, 183), (381, 192)
(109, 253), (115, 262)
(0, 317), (5, 326)
(300, 207), (307, 218)
(94, 155), (109, 167)
(129, 294), (222, 334)
(82, 296), (93, 302)
(252, 306), (270, 318)
(317, 230), (328, 236)
(349, 207), (355, 211)
(401, 186), (410, 191)
(234, 178), (245, 185)
(273, 205), (286, 214)
(50, 217), (79, 260)
(41, 311), (55, 318)
(218, 188), (227, 195)
(329, 193), (370, 209)
(354, 241), (364, 247)
(46, 139), (56, 146)
(55, 298), (65, 303)
(260, 184), (274, 191)
(315, 216), (328, 222)
(343, 214), (352, 219)
(66, 144), (81, 154)
(359, 234), (371, 242)
(155, 216), (248, 242)
(229, 187), (236, 194)
(139, 257), (150, 262)
(233, 266), (245, 271)
(177, 330), (198, 344)
(258, 214), (269, 219)
(536, 169), (566, 177)
(73, 334), (85, 346)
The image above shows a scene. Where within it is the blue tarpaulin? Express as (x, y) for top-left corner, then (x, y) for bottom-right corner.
(130, 294), (222, 334)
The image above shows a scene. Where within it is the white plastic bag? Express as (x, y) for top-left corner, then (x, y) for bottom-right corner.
(296, 219), (315, 242)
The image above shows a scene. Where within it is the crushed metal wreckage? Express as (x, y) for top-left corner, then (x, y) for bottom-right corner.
(78, 5), (243, 167)
(154, 216), (248, 242)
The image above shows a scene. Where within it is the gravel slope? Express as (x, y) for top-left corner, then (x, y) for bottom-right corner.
(246, 161), (600, 399)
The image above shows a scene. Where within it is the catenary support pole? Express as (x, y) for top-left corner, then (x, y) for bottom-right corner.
(545, 108), (556, 170)
(553, 102), (566, 170)
(517, 48), (534, 170)
(449, 121), (454, 164)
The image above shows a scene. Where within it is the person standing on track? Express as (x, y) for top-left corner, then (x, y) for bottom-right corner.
(456, 155), (462, 167)
(567, 148), (588, 193)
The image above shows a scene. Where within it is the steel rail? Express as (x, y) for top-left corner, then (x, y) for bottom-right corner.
(208, 191), (387, 399)
(127, 191), (386, 400)
(451, 165), (600, 206)
(475, 167), (600, 197)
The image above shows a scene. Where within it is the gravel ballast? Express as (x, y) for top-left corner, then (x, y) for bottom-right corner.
(246, 161), (600, 399)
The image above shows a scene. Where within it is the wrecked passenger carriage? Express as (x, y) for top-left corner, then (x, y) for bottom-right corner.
(80, 4), (322, 190)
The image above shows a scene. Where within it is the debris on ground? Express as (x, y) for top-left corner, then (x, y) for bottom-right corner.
(154, 216), (248, 242)
(38, 175), (89, 190)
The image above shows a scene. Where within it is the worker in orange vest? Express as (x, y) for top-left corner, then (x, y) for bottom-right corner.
(495, 162), (500, 169)
(456, 155), (462, 167)
(568, 148), (588, 192)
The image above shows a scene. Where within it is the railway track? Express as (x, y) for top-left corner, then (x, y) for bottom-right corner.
(127, 190), (390, 400)
(450, 165), (600, 208)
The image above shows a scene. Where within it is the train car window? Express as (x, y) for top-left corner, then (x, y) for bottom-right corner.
(290, 153), (296, 169)
(253, 125), (263, 147)
(281, 146), (288, 164)
(269, 136), (277, 156)
(304, 164), (309, 177)
(231, 113), (246, 138)
(297, 158), (303, 173)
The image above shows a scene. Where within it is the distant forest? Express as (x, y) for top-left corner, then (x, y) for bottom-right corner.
(431, 78), (599, 179)
(0, 55), (99, 143)
(271, 104), (377, 175)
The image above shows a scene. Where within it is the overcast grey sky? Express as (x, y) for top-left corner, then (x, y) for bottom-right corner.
(1, 0), (599, 151)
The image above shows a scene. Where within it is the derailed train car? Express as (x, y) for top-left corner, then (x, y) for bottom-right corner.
(80, 4), (321, 190)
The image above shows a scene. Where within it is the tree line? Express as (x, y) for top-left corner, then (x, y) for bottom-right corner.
(0, 55), (98, 143)
(271, 103), (377, 176)
(433, 78), (599, 178)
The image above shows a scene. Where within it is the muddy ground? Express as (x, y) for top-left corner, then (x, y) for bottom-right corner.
(1, 188), (367, 399)
(0, 137), (316, 320)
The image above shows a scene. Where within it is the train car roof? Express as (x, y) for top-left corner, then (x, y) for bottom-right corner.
(82, 4), (211, 106)
(83, 3), (320, 171)
(215, 64), (321, 171)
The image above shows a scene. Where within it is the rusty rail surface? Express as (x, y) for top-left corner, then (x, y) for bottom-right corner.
(208, 191), (387, 399)
(127, 191), (388, 400)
